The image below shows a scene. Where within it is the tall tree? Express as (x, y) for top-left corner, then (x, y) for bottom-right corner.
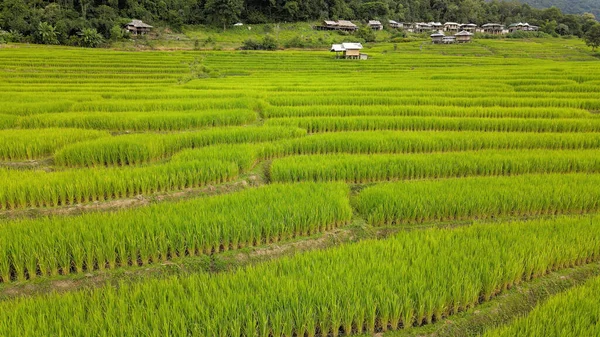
(584, 23), (600, 51)
(204, 0), (243, 30)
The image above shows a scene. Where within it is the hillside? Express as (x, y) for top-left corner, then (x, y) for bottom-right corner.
(518, 0), (600, 17)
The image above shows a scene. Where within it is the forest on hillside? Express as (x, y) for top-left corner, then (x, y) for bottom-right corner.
(516, 0), (599, 18)
(0, 0), (598, 46)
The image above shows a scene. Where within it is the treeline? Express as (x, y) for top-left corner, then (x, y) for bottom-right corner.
(516, 0), (600, 19)
(0, 0), (598, 46)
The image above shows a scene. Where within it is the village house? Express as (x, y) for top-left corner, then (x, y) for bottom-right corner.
(508, 23), (539, 33)
(444, 22), (459, 33)
(389, 20), (401, 29)
(337, 20), (358, 31)
(443, 35), (456, 44)
(316, 20), (358, 32)
(429, 22), (443, 31)
(481, 23), (504, 35)
(330, 43), (364, 59)
(125, 20), (153, 35)
(399, 22), (414, 32)
(430, 32), (445, 44)
(414, 23), (433, 33)
(455, 30), (473, 43)
(459, 23), (477, 33)
(368, 20), (383, 30)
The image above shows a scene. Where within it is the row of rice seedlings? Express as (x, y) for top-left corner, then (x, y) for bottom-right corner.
(0, 215), (598, 336)
(0, 100), (75, 116)
(70, 98), (253, 112)
(55, 126), (306, 167)
(0, 158), (238, 210)
(483, 275), (600, 337)
(357, 173), (600, 225)
(0, 128), (109, 161)
(266, 90), (596, 101)
(267, 95), (600, 110)
(262, 105), (591, 119)
(8, 109), (258, 131)
(258, 131), (600, 159)
(269, 149), (600, 183)
(265, 116), (600, 133)
(0, 182), (352, 282)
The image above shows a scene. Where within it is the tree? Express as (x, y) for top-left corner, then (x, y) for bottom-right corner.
(81, 28), (103, 47)
(36, 22), (59, 44)
(356, 26), (376, 43)
(584, 24), (600, 51)
(203, 0), (243, 30)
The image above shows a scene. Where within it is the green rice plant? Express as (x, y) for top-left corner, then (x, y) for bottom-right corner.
(0, 182), (351, 281)
(270, 149), (600, 183)
(0, 158), (238, 209)
(258, 131), (600, 159)
(483, 275), (600, 337)
(356, 173), (600, 225)
(55, 126), (306, 167)
(0, 215), (598, 335)
(0, 114), (18, 129)
(265, 116), (600, 133)
(267, 95), (600, 110)
(14, 109), (257, 131)
(0, 128), (109, 161)
(262, 105), (592, 119)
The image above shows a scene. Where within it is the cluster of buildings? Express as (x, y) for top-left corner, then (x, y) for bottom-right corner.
(316, 20), (539, 35)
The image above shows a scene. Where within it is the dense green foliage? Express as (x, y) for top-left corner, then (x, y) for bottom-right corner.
(0, 0), (597, 46)
(0, 215), (598, 335)
(0, 183), (352, 282)
(517, 0), (600, 18)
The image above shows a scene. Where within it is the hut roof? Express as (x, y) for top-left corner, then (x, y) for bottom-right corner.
(324, 20), (338, 26)
(460, 23), (477, 27)
(330, 44), (344, 52)
(337, 20), (357, 28)
(330, 43), (363, 52)
(369, 20), (382, 25)
(482, 23), (502, 27)
(342, 42), (363, 50)
(444, 22), (459, 25)
(455, 30), (473, 36)
(389, 20), (399, 24)
(430, 32), (445, 37)
(127, 20), (152, 28)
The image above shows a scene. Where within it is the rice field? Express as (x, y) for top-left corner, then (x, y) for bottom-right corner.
(0, 38), (599, 336)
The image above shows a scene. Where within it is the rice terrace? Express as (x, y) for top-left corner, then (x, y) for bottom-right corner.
(2, 8), (600, 337)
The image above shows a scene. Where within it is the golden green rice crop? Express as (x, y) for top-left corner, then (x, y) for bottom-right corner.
(0, 128), (109, 161)
(270, 149), (600, 183)
(357, 173), (600, 225)
(0, 182), (352, 282)
(0, 215), (598, 336)
(483, 275), (600, 337)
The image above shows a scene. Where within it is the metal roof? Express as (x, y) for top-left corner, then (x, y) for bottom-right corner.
(330, 43), (363, 51)
(430, 32), (445, 37)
